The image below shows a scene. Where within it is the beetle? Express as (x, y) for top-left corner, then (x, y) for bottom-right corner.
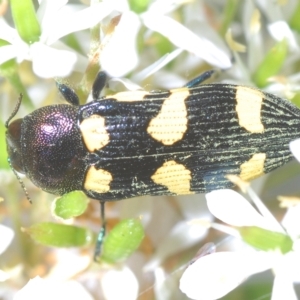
(5, 70), (300, 258)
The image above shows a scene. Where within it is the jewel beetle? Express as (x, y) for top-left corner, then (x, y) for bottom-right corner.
(5, 70), (300, 258)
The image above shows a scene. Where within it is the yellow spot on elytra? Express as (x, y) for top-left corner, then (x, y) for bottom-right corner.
(240, 153), (266, 181)
(147, 88), (189, 145)
(84, 166), (112, 193)
(151, 160), (194, 195)
(80, 114), (109, 152)
(236, 87), (264, 133)
(112, 91), (149, 102)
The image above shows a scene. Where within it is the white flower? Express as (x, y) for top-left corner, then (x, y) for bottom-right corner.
(0, 224), (14, 254)
(219, 0), (300, 102)
(1, 0), (232, 80)
(141, 13), (231, 69)
(0, 0), (115, 78)
(13, 276), (93, 300)
(290, 138), (300, 163)
(180, 251), (275, 300)
(100, 10), (141, 77)
(0, 224), (14, 282)
(99, 0), (231, 78)
(100, 266), (139, 300)
(180, 189), (300, 300)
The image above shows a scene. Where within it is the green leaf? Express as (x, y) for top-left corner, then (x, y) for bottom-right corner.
(53, 191), (89, 219)
(252, 39), (288, 88)
(26, 222), (93, 247)
(128, 0), (150, 13)
(239, 226), (293, 254)
(151, 32), (174, 57)
(289, 1), (300, 33)
(10, 0), (41, 44)
(291, 93), (300, 109)
(219, 0), (240, 37)
(0, 39), (11, 47)
(101, 218), (145, 264)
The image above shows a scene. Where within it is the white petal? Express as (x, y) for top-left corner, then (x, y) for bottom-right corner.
(0, 18), (20, 44)
(101, 266), (138, 300)
(132, 49), (183, 82)
(100, 11), (141, 76)
(0, 269), (9, 282)
(151, 70), (187, 89)
(43, 3), (115, 45)
(108, 77), (142, 92)
(289, 139), (300, 162)
(144, 220), (209, 271)
(54, 280), (94, 300)
(206, 190), (268, 227)
(148, 0), (188, 15)
(180, 251), (272, 300)
(255, 0), (283, 22)
(0, 224), (14, 255)
(273, 252), (300, 283)
(100, 0), (130, 12)
(268, 21), (298, 51)
(142, 13), (232, 69)
(37, 0), (68, 28)
(0, 45), (18, 65)
(14, 276), (44, 300)
(46, 250), (90, 281)
(241, 1), (264, 73)
(0, 18), (30, 61)
(271, 273), (298, 300)
(30, 42), (77, 78)
(50, 40), (88, 72)
(14, 277), (93, 300)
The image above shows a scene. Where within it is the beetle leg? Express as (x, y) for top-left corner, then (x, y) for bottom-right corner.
(94, 201), (107, 262)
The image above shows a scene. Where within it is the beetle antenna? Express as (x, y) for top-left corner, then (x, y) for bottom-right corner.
(5, 94), (23, 128)
(56, 83), (80, 106)
(92, 72), (107, 100)
(6, 94), (31, 203)
(94, 201), (106, 262)
(8, 158), (32, 204)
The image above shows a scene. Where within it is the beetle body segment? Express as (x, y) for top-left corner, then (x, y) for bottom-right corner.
(6, 80), (300, 201)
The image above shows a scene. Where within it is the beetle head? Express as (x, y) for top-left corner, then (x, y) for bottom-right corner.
(6, 105), (87, 195)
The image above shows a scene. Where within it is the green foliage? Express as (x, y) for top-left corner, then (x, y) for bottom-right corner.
(10, 0), (41, 44)
(239, 226), (293, 254)
(252, 39), (288, 88)
(101, 218), (145, 264)
(53, 191), (89, 219)
(27, 222), (93, 247)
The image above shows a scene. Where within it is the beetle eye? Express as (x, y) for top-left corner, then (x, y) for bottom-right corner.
(6, 118), (25, 174)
